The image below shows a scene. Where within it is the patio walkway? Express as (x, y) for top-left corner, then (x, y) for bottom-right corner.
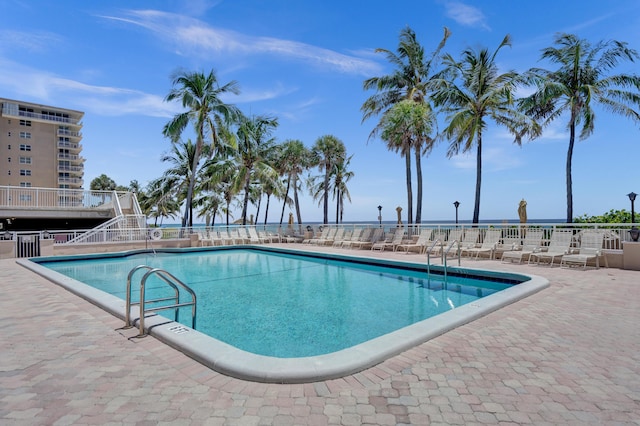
(1, 245), (639, 425)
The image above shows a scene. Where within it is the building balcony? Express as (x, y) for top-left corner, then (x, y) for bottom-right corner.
(57, 141), (82, 152)
(57, 128), (82, 139)
(58, 153), (85, 163)
(58, 177), (84, 185)
(58, 165), (84, 174)
(2, 105), (82, 126)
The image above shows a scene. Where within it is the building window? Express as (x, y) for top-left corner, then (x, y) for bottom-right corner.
(7, 157), (10, 163)
(19, 194), (32, 202)
(19, 120), (31, 127)
(7, 144), (10, 150)
(59, 184), (70, 189)
(19, 132), (31, 139)
(7, 132), (11, 137)
(19, 157), (32, 164)
(19, 144), (31, 151)
(20, 182), (32, 188)
(20, 169), (31, 176)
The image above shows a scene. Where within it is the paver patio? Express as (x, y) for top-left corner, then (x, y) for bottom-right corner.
(1, 245), (638, 425)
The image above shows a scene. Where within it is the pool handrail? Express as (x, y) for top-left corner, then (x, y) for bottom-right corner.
(125, 265), (197, 337)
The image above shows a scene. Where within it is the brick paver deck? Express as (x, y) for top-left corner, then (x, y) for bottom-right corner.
(1, 245), (638, 425)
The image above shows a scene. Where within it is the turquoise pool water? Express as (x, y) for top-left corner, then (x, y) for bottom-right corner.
(40, 248), (513, 358)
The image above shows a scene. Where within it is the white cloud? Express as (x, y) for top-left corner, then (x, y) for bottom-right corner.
(0, 30), (64, 53)
(99, 10), (382, 76)
(443, 1), (490, 30)
(0, 58), (178, 118)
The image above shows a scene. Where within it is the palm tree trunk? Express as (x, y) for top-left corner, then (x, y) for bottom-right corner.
(335, 189), (340, 224)
(293, 175), (302, 228)
(255, 196), (262, 225)
(473, 136), (482, 224)
(415, 145), (423, 224)
(405, 151), (413, 225)
(279, 175), (291, 225)
(566, 122), (576, 223)
(323, 162), (330, 224)
(241, 178), (251, 225)
(264, 194), (270, 225)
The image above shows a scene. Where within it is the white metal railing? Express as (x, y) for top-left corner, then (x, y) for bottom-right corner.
(57, 129), (82, 138)
(63, 215), (149, 244)
(0, 186), (132, 209)
(57, 141), (81, 150)
(2, 104), (81, 125)
(22, 222), (637, 248)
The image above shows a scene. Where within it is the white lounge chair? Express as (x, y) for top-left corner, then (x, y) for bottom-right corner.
(560, 231), (607, 269)
(352, 228), (382, 250)
(371, 229), (405, 251)
(396, 229), (432, 254)
(462, 228), (502, 259)
(530, 230), (574, 266)
(342, 228), (369, 249)
(501, 229), (545, 264)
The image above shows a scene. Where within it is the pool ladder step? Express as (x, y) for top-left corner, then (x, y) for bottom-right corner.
(124, 265), (197, 337)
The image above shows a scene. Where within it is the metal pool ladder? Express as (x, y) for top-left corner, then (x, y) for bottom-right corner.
(124, 265), (197, 337)
(426, 239), (461, 280)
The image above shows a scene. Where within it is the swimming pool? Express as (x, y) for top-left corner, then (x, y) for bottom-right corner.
(21, 246), (548, 383)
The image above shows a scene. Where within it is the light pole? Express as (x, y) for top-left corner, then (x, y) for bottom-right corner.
(453, 201), (460, 224)
(377, 205), (382, 227)
(628, 192), (639, 241)
(628, 192), (637, 224)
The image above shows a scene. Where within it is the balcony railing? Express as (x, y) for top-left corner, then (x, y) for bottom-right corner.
(2, 105), (81, 126)
(0, 186), (128, 209)
(58, 165), (83, 173)
(58, 153), (84, 162)
(57, 129), (82, 138)
(57, 177), (83, 185)
(57, 141), (82, 150)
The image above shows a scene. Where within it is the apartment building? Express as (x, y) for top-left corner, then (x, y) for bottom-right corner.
(0, 97), (84, 189)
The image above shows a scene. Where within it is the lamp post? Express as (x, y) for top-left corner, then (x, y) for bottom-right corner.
(453, 201), (460, 224)
(377, 205), (382, 227)
(628, 192), (639, 241)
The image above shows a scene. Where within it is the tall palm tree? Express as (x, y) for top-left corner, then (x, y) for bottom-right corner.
(144, 177), (181, 227)
(331, 154), (354, 223)
(159, 139), (205, 225)
(521, 33), (640, 222)
(277, 139), (310, 226)
(375, 100), (436, 224)
(230, 113), (280, 225)
(433, 35), (540, 224)
(362, 26), (449, 223)
(163, 69), (240, 228)
(310, 135), (346, 224)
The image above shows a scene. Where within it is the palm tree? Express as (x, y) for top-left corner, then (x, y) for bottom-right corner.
(144, 177), (181, 226)
(362, 26), (449, 223)
(163, 69), (240, 228)
(90, 174), (117, 191)
(159, 139), (205, 226)
(433, 35), (540, 224)
(230, 113), (280, 225)
(310, 135), (346, 224)
(374, 100), (436, 224)
(277, 139), (310, 226)
(520, 33), (640, 222)
(331, 154), (354, 223)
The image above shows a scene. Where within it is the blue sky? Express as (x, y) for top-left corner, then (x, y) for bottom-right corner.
(2, 0), (639, 223)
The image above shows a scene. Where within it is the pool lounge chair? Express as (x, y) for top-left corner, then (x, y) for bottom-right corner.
(462, 228), (502, 260)
(332, 228), (355, 247)
(315, 227), (338, 245)
(458, 228), (480, 252)
(395, 229), (432, 254)
(529, 229), (574, 266)
(352, 228), (382, 250)
(307, 227), (330, 244)
(342, 228), (369, 248)
(371, 229), (405, 251)
(495, 230), (522, 259)
(560, 231), (607, 269)
(501, 229), (545, 264)
(247, 227), (265, 244)
(427, 228), (463, 257)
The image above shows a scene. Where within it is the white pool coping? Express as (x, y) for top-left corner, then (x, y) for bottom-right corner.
(18, 246), (549, 383)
